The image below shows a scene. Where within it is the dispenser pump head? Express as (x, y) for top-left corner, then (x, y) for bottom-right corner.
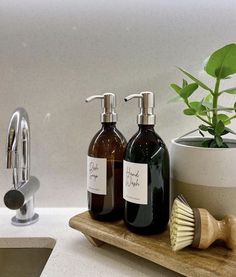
(86, 93), (117, 123)
(124, 91), (156, 125)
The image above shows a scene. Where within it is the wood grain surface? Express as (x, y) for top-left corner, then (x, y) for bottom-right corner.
(69, 211), (236, 277)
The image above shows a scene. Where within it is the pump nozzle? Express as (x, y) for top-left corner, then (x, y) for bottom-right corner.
(124, 91), (156, 125)
(124, 94), (143, 102)
(85, 95), (104, 103)
(85, 93), (117, 123)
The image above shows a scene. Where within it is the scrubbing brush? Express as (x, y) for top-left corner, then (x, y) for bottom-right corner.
(170, 195), (236, 251)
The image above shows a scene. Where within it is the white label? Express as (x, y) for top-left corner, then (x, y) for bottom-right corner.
(123, 160), (148, 205)
(87, 156), (107, 195)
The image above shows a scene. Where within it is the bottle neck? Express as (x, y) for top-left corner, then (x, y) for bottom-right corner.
(138, 124), (155, 131)
(101, 122), (117, 130)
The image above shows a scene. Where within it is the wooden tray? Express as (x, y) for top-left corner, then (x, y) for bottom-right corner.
(69, 211), (236, 277)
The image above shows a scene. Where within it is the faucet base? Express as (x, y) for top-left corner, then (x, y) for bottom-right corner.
(11, 213), (39, 226)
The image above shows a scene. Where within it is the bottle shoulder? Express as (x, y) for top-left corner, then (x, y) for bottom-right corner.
(126, 127), (166, 147)
(88, 125), (127, 159)
(112, 127), (127, 144)
(89, 126), (126, 145)
(125, 127), (169, 162)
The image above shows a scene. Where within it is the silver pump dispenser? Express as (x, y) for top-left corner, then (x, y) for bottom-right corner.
(86, 93), (117, 123)
(124, 91), (156, 125)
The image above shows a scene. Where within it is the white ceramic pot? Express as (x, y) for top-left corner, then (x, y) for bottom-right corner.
(171, 137), (236, 218)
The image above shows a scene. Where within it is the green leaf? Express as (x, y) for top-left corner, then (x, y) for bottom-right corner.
(234, 102), (236, 112)
(199, 124), (209, 131)
(189, 101), (207, 116)
(209, 140), (218, 148)
(199, 106), (207, 116)
(215, 136), (223, 147)
(204, 44), (236, 79)
(199, 125), (215, 136)
(182, 79), (188, 88)
(202, 139), (213, 148)
(183, 108), (196, 115)
(202, 101), (213, 109)
(168, 95), (183, 103)
(217, 114), (231, 125)
(201, 102), (233, 113)
(189, 101), (201, 111)
(204, 94), (213, 103)
(178, 67), (212, 92)
(180, 83), (198, 99)
(215, 120), (225, 136)
(222, 142), (229, 148)
(207, 128), (215, 136)
(220, 87), (236, 94)
(170, 84), (182, 94)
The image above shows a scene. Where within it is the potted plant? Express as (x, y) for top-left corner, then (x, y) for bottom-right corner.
(170, 43), (236, 218)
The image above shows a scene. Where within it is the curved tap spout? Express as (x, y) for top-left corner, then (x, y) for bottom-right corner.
(6, 108), (30, 188)
(5, 107), (39, 226)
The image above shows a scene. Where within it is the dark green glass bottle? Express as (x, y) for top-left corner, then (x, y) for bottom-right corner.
(123, 92), (169, 234)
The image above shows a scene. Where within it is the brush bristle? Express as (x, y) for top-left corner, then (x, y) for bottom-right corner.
(170, 196), (195, 251)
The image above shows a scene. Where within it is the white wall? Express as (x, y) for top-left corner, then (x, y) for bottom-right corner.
(0, 0), (236, 207)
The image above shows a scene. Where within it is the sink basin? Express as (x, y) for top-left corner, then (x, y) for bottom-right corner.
(0, 237), (56, 277)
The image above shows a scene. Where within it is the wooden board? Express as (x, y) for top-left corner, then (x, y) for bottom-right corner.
(69, 211), (236, 277)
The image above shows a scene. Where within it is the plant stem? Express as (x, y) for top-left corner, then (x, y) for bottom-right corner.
(185, 101), (212, 125)
(225, 114), (236, 124)
(197, 115), (212, 125)
(206, 107), (236, 112)
(212, 78), (220, 127)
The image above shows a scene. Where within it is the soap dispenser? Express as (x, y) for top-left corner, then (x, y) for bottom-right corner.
(86, 93), (127, 221)
(123, 91), (169, 234)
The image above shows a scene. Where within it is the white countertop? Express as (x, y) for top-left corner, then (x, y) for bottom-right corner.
(0, 208), (180, 277)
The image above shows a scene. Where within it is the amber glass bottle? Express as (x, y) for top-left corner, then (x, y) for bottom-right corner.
(88, 123), (126, 220)
(123, 92), (170, 234)
(86, 93), (126, 221)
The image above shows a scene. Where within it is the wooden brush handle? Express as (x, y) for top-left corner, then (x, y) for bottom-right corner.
(198, 209), (236, 250)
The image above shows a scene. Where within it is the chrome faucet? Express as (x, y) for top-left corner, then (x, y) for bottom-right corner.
(4, 108), (40, 226)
